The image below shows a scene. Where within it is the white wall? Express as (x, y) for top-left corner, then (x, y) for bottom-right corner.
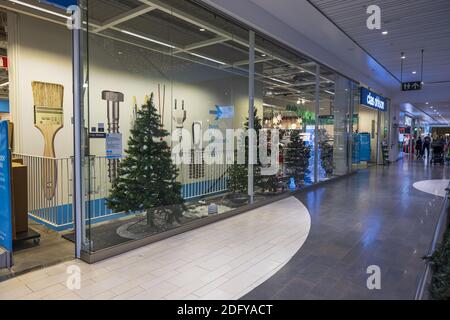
(9, 13), (261, 159)
(9, 12), (73, 157)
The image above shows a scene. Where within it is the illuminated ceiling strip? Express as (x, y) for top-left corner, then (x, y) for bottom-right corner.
(119, 29), (176, 49)
(0, 82), (9, 87)
(187, 52), (226, 65)
(269, 77), (291, 85)
(8, 0), (70, 20)
(324, 90), (335, 95)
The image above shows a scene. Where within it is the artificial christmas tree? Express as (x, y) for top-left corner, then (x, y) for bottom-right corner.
(107, 93), (184, 227)
(284, 130), (311, 188)
(228, 108), (263, 195)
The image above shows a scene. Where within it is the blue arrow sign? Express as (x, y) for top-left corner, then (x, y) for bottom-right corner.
(211, 105), (234, 120)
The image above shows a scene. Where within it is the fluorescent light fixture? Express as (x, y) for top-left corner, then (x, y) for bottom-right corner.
(8, 0), (70, 20)
(324, 90), (335, 95)
(401, 55), (406, 59)
(199, 28), (206, 32)
(188, 52), (226, 65)
(412, 71), (417, 74)
(0, 82), (9, 87)
(382, 31), (388, 35)
(120, 30), (176, 49)
(269, 77), (291, 85)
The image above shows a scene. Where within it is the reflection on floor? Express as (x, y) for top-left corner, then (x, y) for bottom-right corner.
(413, 179), (449, 197)
(244, 160), (449, 300)
(0, 197), (310, 300)
(0, 220), (74, 282)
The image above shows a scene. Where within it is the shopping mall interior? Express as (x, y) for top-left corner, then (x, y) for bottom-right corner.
(0, 0), (449, 303)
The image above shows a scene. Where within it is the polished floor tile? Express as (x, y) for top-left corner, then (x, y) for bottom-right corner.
(243, 160), (449, 300)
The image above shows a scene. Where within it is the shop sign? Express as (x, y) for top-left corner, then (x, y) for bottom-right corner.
(360, 87), (386, 111)
(42, 0), (78, 9)
(402, 81), (422, 91)
(0, 56), (7, 69)
(106, 133), (122, 159)
(0, 121), (12, 252)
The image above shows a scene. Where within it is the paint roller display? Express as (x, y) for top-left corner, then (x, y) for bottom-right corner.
(102, 90), (124, 182)
(32, 81), (64, 201)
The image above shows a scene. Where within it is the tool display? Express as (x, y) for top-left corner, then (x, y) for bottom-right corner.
(102, 90), (124, 182)
(32, 81), (64, 200)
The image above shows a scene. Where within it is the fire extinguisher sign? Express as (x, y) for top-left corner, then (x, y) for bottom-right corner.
(0, 56), (7, 69)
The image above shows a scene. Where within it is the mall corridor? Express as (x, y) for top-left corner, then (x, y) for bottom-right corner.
(0, 160), (447, 300)
(244, 160), (449, 300)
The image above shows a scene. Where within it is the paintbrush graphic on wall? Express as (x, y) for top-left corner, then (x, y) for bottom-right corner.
(32, 81), (64, 201)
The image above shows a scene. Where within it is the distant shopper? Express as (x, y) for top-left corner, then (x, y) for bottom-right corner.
(416, 137), (423, 159)
(423, 135), (432, 158)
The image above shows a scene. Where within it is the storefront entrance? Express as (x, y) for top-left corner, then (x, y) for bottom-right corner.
(0, 7), (74, 280)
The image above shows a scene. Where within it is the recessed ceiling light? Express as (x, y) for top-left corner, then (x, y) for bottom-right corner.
(426, 102), (429, 105)
(412, 71), (417, 74)
(199, 28), (206, 32)
(382, 31), (388, 35)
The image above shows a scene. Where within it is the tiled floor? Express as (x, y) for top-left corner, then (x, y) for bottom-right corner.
(0, 197), (311, 300)
(243, 160), (449, 300)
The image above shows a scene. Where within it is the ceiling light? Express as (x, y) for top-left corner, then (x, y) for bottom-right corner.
(188, 52), (226, 65)
(297, 99), (301, 105)
(426, 102), (429, 105)
(324, 90), (335, 96)
(269, 77), (291, 85)
(412, 71), (417, 74)
(199, 28), (206, 32)
(382, 31), (388, 35)
(120, 30), (176, 49)
(8, 0), (70, 20)
(0, 82), (9, 87)
(401, 55), (406, 60)
(261, 54), (267, 57)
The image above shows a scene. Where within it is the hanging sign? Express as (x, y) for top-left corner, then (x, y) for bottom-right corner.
(0, 121), (12, 253)
(360, 87), (386, 111)
(106, 133), (123, 159)
(401, 81), (422, 91)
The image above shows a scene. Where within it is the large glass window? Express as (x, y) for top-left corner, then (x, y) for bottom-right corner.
(83, 0), (253, 253)
(78, 0), (358, 257)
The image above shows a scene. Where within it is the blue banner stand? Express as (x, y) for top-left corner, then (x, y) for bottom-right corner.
(0, 120), (13, 269)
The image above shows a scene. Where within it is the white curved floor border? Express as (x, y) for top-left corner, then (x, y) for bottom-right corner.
(1, 197), (311, 300)
(413, 179), (450, 198)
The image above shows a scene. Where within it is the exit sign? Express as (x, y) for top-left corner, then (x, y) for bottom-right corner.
(402, 81), (422, 91)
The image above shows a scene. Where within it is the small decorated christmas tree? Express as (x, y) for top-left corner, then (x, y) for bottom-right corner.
(107, 93), (184, 226)
(284, 130), (311, 188)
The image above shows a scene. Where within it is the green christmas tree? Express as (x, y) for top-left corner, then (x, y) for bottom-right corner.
(284, 130), (311, 187)
(228, 108), (262, 194)
(107, 93), (184, 227)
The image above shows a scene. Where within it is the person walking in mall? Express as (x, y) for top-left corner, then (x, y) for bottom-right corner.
(416, 136), (423, 160)
(423, 135), (432, 158)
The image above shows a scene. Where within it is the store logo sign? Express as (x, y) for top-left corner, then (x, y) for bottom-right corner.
(360, 87), (386, 111)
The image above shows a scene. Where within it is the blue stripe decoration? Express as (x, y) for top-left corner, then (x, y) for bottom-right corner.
(0, 100), (9, 113)
(30, 179), (229, 231)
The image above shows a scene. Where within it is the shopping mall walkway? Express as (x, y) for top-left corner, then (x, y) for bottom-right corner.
(0, 160), (447, 300)
(244, 160), (449, 300)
